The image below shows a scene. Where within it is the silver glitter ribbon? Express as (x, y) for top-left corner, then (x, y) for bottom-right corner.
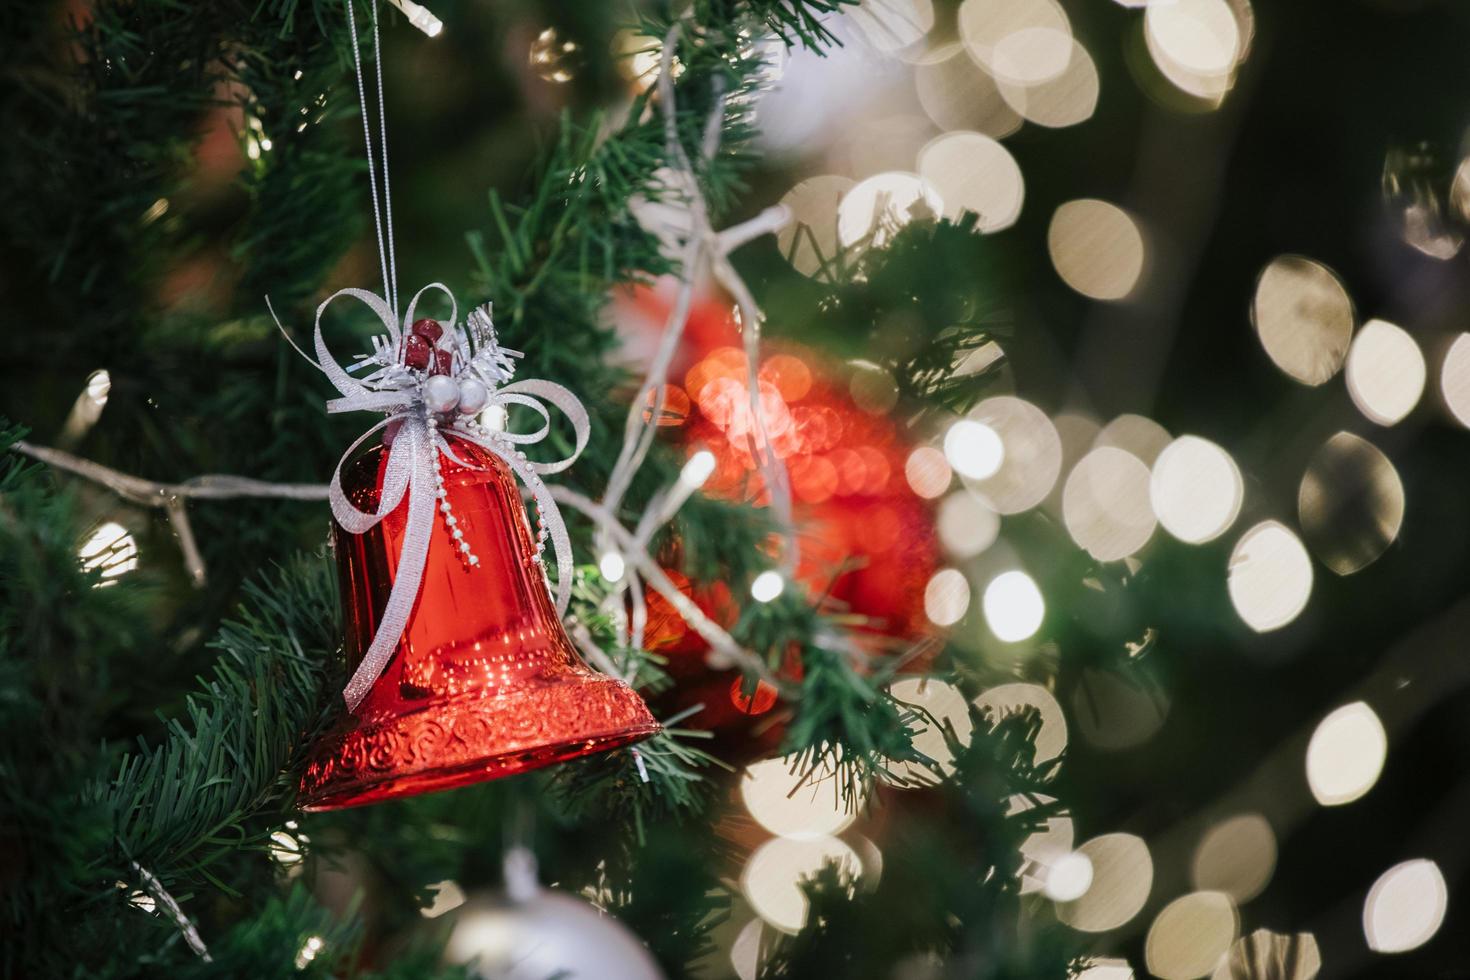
(303, 283), (588, 711)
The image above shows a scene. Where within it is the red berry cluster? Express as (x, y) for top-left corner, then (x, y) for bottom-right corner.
(404, 318), (452, 375)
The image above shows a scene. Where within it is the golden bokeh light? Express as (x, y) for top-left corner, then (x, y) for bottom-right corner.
(1144, 0), (1249, 105)
(1072, 667), (1169, 750)
(1251, 256), (1355, 386)
(1297, 431), (1404, 576)
(1306, 700), (1387, 807)
(742, 836), (863, 933)
(1048, 200), (1146, 300)
(849, 0), (936, 54)
(741, 755), (865, 839)
(1095, 414), (1171, 466)
(1063, 447), (1158, 561)
(849, 361), (900, 414)
(962, 396), (1063, 513)
(937, 490), (1001, 558)
(730, 919), (765, 980)
(1453, 157), (1470, 225)
(1191, 813), (1277, 903)
(1211, 928), (1321, 980)
(1363, 858), (1447, 954)
(914, 50), (1023, 138)
(888, 676), (974, 783)
(1227, 520), (1313, 632)
(1077, 959), (1137, 980)
(1055, 833), (1154, 933)
(1150, 435), (1244, 544)
(997, 39), (1099, 128)
(975, 682), (1067, 763)
(843, 113), (937, 179)
(982, 570), (1046, 642)
(1145, 0), (1240, 75)
(924, 568), (972, 626)
(838, 171), (944, 249)
(905, 446), (953, 499)
(944, 419), (1005, 479)
(917, 132), (1025, 232)
(1439, 332), (1470, 427)
(776, 175), (856, 280)
(1345, 319), (1425, 426)
(1007, 792), (1075, 895)
(1046, 412), (1102, 512)
(1145, 891), (1240, 980)
(958, 0), (1074, 86)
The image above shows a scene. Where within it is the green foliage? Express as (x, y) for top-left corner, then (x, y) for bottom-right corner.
(550, 720), (730, 843)
(0, 0), (1049, 976)
(93, 554), (340, 892)
(761, 211), (1009, 414)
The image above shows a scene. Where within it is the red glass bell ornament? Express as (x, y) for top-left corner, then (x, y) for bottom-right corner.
(299, 434), (660, 811)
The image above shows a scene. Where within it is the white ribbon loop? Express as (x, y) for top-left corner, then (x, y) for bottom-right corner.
(305, 285), (589, 711)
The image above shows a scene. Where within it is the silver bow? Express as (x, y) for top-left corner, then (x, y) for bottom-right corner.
(304, 283), (589, 711)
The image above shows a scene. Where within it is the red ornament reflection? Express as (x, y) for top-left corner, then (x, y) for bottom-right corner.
(613, 283), (940, 763)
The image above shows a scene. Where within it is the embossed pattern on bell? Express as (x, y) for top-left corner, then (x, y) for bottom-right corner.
(299, 434), (659, 810)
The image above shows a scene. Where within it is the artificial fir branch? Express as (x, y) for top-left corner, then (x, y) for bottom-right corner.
(94, 555), (341, 888)
(0, 0), (1033, 975)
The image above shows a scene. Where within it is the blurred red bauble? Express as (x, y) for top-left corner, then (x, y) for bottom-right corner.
(615, 282), (940, 762)
(299, 435), (659, 811)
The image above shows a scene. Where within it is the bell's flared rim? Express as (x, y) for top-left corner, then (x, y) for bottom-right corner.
(298, 674), (660, 811)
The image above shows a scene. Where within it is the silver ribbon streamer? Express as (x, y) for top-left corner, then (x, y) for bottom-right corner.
(304, 283), (589, 711)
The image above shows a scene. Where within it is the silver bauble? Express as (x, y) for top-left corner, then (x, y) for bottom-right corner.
(457, 378), (489, 415)
(423, 374), (461, 414)
(444, 887), (662, 980)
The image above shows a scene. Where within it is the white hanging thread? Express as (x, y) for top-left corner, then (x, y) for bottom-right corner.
(344, 0), (399, 319)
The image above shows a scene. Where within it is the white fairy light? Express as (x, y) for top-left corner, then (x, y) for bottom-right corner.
(60, 369), (114, 444)
(751, 570), (784, 603)
(294, 935), (325, 970)
(681, 449), (717, 488)
(648, 449), (718, 528)
(599, 551), (627, 583)
(116, 881), (157, 914)
(78, 521), (139, 585)
(269, 828), (306, 867)
(86, 369), (112, 405)
(388, 0), (442, 37)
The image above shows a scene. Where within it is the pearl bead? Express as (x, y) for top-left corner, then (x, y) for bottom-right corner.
(457, 379), (489, 415)
(452, 529), (464, 540)
(445, 515), (457, 526)
(459, 542), (471, 553)
(423, 374), (461, 414)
